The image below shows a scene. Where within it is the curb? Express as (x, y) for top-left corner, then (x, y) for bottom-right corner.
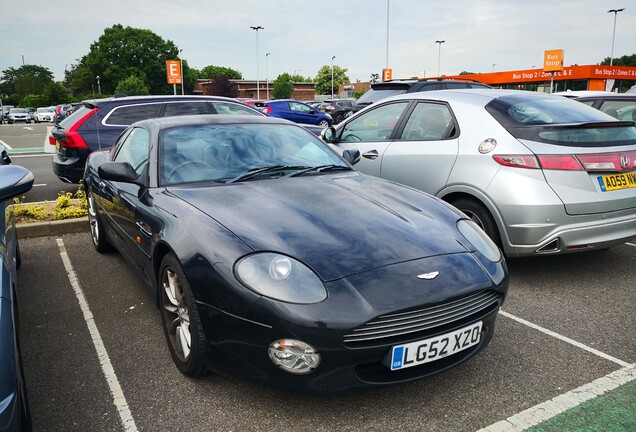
(17, 217), (89, 238)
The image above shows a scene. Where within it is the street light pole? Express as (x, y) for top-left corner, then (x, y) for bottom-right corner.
(386, 0), (390, 69)
(608, 8), (625, 66)
(250, 26), (264, 99)
(435, 40), (445, 76)
(266, 53), (270, 100)
(331, 56), (336, 100)
(179, 49), (184, 95)
(96, 76), (101, 94)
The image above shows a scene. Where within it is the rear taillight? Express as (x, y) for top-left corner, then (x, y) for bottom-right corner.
(493, 155), (540, 169)
(493, 154), (631, 172)
(537, 155), (583, 171)
(577, 151), (636, 172)
(263, 106), (272, 115)
(57, 108), (97, 149)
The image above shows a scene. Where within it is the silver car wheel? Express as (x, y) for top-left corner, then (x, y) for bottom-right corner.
(318, 120), (329, 127)
(162, 269), (192, 362)
(88, 195), (100, 246)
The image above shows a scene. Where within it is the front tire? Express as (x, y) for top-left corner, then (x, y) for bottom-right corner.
(87, 194), (112, 253)
(159, 253), (207, 376)
(318, 119), (329, 127)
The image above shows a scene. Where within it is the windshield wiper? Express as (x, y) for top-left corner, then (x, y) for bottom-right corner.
(226, 165), (311, 183)
(285, 165), (351, 177)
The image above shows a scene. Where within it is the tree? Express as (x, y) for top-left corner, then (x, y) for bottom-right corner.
(600, 53), (636, 66)
(199, 65), (243, 80)
(0, 65), (55, 102)
(42, 82), (72, 106)
(314, 65), (350, 95)
(67, 24), (181, 96)
(459, 71), (475, 75)
(272, 73), (293, 99)
(115, 75), (150, 95)
(203, 75), (238, 98)
(20, 94), (46, 108)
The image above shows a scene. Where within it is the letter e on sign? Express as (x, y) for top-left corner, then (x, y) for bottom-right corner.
(382, 68), (393, 81)
(543, 49), (564, 72)
(166, 60), (182, 84)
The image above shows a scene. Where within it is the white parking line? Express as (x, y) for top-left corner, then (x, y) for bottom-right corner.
(0, 139), (12, 149)
(477, 364), (636, 432)
(57, 239), (139, 432)
(500, 311), (629, 367)
(626, 242), (636, 247)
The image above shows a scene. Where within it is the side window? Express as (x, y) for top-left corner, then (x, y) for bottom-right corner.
(598, 100), (636, 121)
(113, 127), (150, 174)
(290, 102), (311, 113)
(211, 102), (261, 115)
(163, 102), (209, 117)
(341, 102), (409, 142)
(399, 102), (454, 141)
(104, 104), (162, 125)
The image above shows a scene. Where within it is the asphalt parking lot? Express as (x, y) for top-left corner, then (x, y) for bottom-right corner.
(16, 232), (635, 432)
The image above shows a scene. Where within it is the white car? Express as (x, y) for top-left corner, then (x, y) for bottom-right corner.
(7, 108), (31, 124)
(34, 107), (56, 123)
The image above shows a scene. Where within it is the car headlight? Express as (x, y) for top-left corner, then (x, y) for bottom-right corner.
(457, 219), (501, 262)
(268, 339), (320, 374)
(235, 253), (327, 304)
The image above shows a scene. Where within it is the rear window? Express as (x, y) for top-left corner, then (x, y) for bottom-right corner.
(59, 105), (92, 127)
(356, 87), (409, 104)
(486, 95), (636, 147)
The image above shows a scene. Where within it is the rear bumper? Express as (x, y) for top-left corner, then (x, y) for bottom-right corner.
(504, 207), (636, 256)
(52, 153), (86, 184)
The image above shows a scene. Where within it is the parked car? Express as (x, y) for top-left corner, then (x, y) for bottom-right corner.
(83, 115), (508, 393)
(1, 105), (15, 123)
(0, 150), (34, 431)
(323, 99), (356, 124)
(34, 107), (56, 123)
(561, 91), (636, 122)
(261, 99), (333, 127)
(24, 107), (36, 121)
(7, 108), (32, 124)
(322, 89), (636, 258)
(51, 95), (264, 184)
(343, 78), (491, 118)
(54, 104), (72, 122)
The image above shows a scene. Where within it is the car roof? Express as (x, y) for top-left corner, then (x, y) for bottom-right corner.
(136, 114), (298, 129)
(377, 88), (565, 106)
(83, 94), (242, 108)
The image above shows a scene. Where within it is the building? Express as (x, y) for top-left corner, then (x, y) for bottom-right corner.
(439, 65), (636, 93)
(193, 79), (316, 100)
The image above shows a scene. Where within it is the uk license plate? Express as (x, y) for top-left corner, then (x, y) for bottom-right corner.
(597, 173), (636, 191)
(389, 321), (482, 371)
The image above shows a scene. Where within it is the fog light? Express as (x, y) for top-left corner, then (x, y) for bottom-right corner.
(268, 339), (320, 374)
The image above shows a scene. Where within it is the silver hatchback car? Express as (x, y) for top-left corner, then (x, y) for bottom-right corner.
(323, 89), (636, 257)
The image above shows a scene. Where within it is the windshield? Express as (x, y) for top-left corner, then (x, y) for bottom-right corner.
(486, 95), (636, 147)
(59, 105), (91, 128)
(160, 123), (348, 185)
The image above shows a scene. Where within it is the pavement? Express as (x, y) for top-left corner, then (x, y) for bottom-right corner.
(15, 218), (636, 431)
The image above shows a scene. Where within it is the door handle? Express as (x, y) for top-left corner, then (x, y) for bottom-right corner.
(98, 181), (106, 192)
(136, 221), (152, 237)
(362, 150), (379, 160)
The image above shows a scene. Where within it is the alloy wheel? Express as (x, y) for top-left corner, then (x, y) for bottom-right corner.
(162, 268), (192, 362)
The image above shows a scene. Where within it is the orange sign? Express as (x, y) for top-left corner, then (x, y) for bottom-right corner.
(166, 60), (182, 84)
(382, 68), (393, 81)
(543, 49), (564, 72)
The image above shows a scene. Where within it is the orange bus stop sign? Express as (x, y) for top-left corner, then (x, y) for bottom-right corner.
(543, 49), (564, 72)
(166, 60), (182, 84)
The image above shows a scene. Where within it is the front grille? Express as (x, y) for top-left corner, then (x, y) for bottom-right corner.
(343, 290), (500, 345)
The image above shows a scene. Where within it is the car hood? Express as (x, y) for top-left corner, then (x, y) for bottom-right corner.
(168, 173), (468, 281)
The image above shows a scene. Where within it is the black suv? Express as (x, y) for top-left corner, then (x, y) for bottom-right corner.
(52, 95), (263, 183)
(345, 78), (491, 118)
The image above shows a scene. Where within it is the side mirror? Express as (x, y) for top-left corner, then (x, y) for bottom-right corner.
(1, 149), (11, 165)
(98, 162), (140, 184)
(321, 126), (337, 143)
(342, 149), (361, 166)
(0, 165), (34, 201)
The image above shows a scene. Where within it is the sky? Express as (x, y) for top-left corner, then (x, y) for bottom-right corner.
(2, 0), (635, 84)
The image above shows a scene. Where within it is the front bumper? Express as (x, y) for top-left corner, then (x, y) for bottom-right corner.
(195, 253), (508, 393)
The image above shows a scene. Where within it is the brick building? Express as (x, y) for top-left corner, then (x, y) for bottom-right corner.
(193, 79), (316, 101)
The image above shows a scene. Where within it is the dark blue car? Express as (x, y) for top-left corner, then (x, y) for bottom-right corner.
(0, 149), (34, 431)
(262, 99), (333, 127)
(51, 95), (264, 184)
